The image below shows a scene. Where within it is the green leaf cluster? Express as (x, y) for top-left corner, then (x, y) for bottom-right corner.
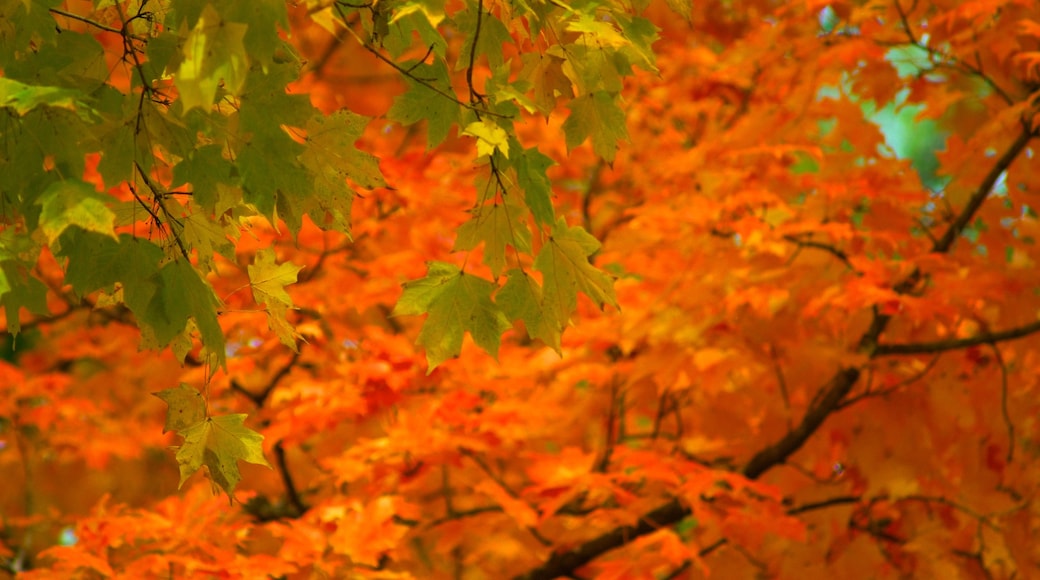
(0, 0), (385, 364)
(0, 0), (672, 487)
(395, 219), (618, 370)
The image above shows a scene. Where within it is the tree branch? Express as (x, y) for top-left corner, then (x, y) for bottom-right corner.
(513, 86), (1037, 580)
(874, 319), (1040, 356)
(932, 124), (1034, 253)
(273, 442), (308, 515)
(229, 349), (301, 407)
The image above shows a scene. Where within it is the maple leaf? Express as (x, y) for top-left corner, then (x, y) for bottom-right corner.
(392, 262), (511, 371)
(154, 384), (271, 501)
(153, 383), (205, 433)
(176, 4), (249, 111)
(248, 249), (304, 349)
(535, 218), (619, 329)
(514, 146), (557, 227)
(298, 109), (387, 233)
(142, 259), (226, 368)
(387, 58), (460, 150)
(497, 269), (562, 352)
(562, 91), (629, 163)
(462, 120), (510, 159)
(453, 196), (531, 279)
(0, 261), (50, 336)
(36, 179), (118, 244)
(248, 249), (303, 309)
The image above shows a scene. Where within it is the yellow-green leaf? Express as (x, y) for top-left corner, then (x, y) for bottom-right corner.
(153, 383), (206, 434)
(36, 179), (118, 244)
(463, 120), (510, 158)
(154, 383), (271, 499)
(176, 4), (249, 111)
(175, 413), (271, 499)
(248, 248), (303, 309)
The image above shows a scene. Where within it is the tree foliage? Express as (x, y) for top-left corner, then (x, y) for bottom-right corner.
(3, 0), (1040, 577)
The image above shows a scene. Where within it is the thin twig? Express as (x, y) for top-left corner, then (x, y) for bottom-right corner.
(332, 7), (509, 119)
(49, 7), (144, 40)
(837, 353), (941, 409)
(989, 344), (1014, 463)
(768, 344), (792, 428)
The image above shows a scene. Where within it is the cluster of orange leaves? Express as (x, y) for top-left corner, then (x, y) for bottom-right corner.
(4, 0), (1040, 578)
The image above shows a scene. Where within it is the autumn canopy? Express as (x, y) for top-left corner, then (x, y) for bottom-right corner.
(2, 0), (1040, 577)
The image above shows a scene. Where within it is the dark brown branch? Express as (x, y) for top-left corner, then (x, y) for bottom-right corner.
(874, 320), (1040, 356)
(513, 499), (692, 580)
(786, 495), (861, 515)
(515, 110), (1037, 580)
(230, 351), (306, 514)
(933, 124), (1033, 252)
(781, 235), (856, 271)
(229, 349), (301, 407)
(272, 442), (307, 515)
(710, 227), (857, 271)
(466, 0), (485, 106)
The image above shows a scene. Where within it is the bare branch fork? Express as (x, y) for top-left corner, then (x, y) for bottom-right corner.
(514, 113), (1037, 580)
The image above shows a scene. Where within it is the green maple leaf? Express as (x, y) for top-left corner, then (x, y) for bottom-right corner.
(176, 4), (249, 111)
(534, 219), (618, 329)
(453, 197), (531, 279)
(515, 146), (556, 227)
(298, 110), (385, 234)
(562, 91), (629, 163)
(143, 259), (225, 367)
(393, 262), (510, 372)
(0, 77), (98, 121)
(171, 144), (235, 214)
(382, 1), (447, 59)
(300, 110), (386, 190)
(265, 302), (303, 350)
(248, 248), (303, 349)
(35, 179), (118, 244)
(497, 269), (562, 352)
(614, 14), (660, 73)
(59, 233), (163, 321)
(387, 58), (460, 150)
(552, 44), (623, 95)
(455, 7), (512, 71)
(0, 261), (50, 336)
(154, 384), (270, 501)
